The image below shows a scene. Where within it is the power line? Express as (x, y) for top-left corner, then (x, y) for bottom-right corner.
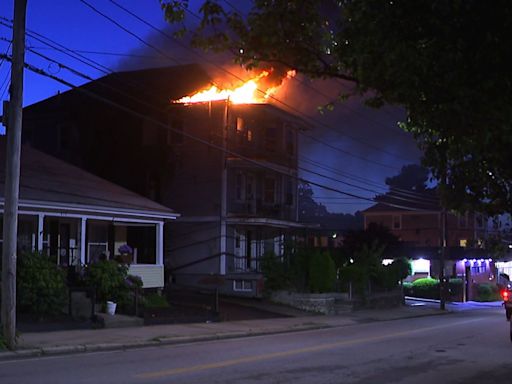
(2, 54), (380, 205)
(4, 45), (436, 209)
(95, 0), (408, 171)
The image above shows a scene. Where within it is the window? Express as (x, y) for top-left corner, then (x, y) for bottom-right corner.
(459, 239), (468, 247)
(471, 263), (487, 274)
(236, 117), (244, 132)
(233, 279), (253, 292)
(475, 214), (485, 228)
(264, 126), (278, 152)
(245, 174), (255, 201)
(235, 173), (245, 201)
(285, 179), (294, 206)
(235, 117), (253, 145)
(458, 212), (468, 228)
(285, 126), (295, 155)
(392, 215), (401, 229)
(263, 177), (276, 204)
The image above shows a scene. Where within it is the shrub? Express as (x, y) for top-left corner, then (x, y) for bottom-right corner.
(475, 283), (500, 302)
(288, 246), (311, 292)
(144, 293), (170, 309)
(84, 260), (129, 306)
(308, 250), (336, 293)
(260, 251), (288, 292)
(411, 277), (440, 299)
(17, 252), (67, 316)
(448, 278), (463, 300)
(403, 281), (413, 296)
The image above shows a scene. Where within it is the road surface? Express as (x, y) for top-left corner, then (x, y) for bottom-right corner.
(1, 307), (510, 383)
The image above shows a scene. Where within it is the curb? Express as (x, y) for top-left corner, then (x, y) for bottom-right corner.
(0, 309), (447, 361)
(0, 323), (332, 361)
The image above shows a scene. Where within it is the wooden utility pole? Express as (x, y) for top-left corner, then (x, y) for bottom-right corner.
(1, 0), (27, 350)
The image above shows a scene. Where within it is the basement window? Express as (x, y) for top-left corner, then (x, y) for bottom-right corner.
(233, 280), (253, 292)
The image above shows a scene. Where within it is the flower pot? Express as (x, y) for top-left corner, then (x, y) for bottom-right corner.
(106, 301), (117, 315)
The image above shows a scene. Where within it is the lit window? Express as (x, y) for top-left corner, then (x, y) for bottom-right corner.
(236, 117), (244, 132)
(459, 239), (468, 247)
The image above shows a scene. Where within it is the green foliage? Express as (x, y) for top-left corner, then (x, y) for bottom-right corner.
(17, 252), (67, 316)
(288, 246), (311, 292)
(308, 250), (336, 293)
(143, 293), (170, 309)
(340, 242), (384, 296)
(260, 251), (288, 292)
(447, 278), (463, 300)
(475, 283), (501, 302)
(411, 278), (440, 299)
(403, 281), (413, 295)
(162, 0), (512, 214)
(85, 260), (129, 305)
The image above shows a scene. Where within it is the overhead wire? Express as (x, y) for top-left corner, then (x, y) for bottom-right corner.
(0, 9), (438, 210)
(97, 0), (409, 171)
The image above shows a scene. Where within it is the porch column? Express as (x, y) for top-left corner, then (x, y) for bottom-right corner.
(37, 214), (44, 252)
(80, 217), (87, 265)
(156, 222), (164, 265)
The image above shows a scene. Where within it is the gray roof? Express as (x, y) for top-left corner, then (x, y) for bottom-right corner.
(0, 138), (177, 219)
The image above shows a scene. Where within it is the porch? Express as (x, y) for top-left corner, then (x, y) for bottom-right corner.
(1, 211), (166, 288)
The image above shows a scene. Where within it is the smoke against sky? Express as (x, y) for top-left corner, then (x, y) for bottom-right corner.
(0, 0), (421, 214)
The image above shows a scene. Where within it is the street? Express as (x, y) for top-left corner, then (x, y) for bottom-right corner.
(1, 307), (510, 383)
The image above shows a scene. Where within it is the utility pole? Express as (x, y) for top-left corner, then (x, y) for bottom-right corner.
(1, 0), (27, 350)
(440, 206), (447, 310)
(439, 163), (448, 311)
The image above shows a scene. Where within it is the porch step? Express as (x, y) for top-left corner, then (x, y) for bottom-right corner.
(95, 313), (144, 328)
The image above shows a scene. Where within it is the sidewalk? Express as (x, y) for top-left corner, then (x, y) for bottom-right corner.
(0, 305), (447, 361)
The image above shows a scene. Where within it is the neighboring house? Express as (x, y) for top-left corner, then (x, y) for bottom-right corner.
(362, 191), (494, 301)
(21, 64), (309, 297)
(0, 138), (178, 288)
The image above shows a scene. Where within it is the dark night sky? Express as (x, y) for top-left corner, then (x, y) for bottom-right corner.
(0, 0), (421, 214)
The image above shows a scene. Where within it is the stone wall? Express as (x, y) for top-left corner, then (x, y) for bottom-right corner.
(270, 291), (347, 314)
(271, 290), (403, 314)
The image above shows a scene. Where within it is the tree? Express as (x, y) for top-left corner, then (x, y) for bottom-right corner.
(385, 164), (430, 192)
(161, 0), (512, 215)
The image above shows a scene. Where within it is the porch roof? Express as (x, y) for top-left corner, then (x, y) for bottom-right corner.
(0, 139), (178, 220)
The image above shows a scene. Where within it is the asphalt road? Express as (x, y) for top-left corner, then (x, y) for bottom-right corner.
(1, 308), (510, 384)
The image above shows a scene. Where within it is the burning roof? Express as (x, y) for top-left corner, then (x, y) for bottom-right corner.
(173, 68), (296, 105)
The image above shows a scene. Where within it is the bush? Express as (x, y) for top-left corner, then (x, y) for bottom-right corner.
(260, 251), (288, 292)
(308, 250), (336, 293)
(448, 278), (463, 300)
(403, 281), (413, 296)
(475, 283), (500, 302)
(411, 277), (440, 299)
(144, 293), (170, 309)
(84, 260), (129, 306)
(17, 252), (67, 317)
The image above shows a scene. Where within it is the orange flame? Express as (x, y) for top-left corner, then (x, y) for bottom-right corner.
(174, 69), (296, 105)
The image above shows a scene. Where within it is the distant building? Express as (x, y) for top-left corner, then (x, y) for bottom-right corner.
(362, 190), (497, 301)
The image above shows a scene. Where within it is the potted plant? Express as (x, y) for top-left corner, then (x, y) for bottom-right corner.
(117, 244), (134, 264)
(85, 260), (129, 314)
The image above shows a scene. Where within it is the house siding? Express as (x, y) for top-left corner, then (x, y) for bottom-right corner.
(128, 264), (164, 288)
